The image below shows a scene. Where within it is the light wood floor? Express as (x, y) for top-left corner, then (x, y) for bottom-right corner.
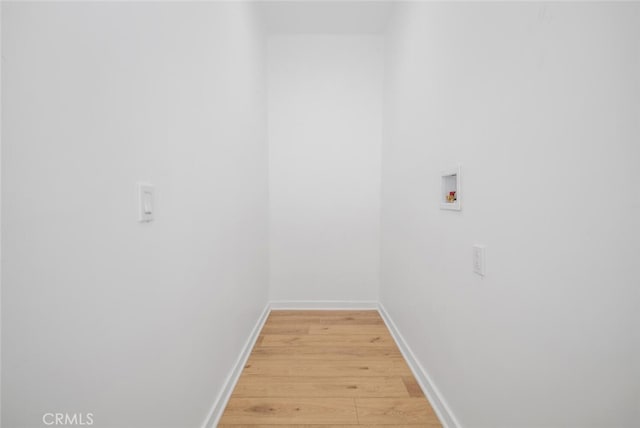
(219, 310), (442, 427)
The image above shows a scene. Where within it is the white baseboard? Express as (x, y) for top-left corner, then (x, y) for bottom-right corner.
(201, 300), (459, 428)
(201, 303), (271, 428)
(378, 303), (461, 428)
(269, 300), (379, 310)
(201, 300), (379, 427)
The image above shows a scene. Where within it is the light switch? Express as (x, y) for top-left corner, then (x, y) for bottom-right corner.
(138, 183), (154, 222)
(473, 244), (486, 276)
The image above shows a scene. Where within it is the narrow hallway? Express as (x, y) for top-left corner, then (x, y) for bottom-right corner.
(3, 2), (639, 427)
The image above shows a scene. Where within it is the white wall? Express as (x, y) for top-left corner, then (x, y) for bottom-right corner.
(268, 35), (382, 302)
(1, 3), (268, 427)
(381, 3), (640, 427)
(260, 1), (392, 35)
(0, 3), (3, 423)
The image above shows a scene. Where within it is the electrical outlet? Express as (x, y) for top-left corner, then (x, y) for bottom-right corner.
(473, 245), (486, 276)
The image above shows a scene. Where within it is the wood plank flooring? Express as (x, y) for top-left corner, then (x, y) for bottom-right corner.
(219, 310), (442, 427)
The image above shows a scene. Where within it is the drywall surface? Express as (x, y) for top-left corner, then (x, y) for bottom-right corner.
(381, 3), (640, 427)
(260, 1), (392, 35)
(0, 3), (3, 423)
(1, 3), (268, 427)
(268, 35), (382, 302)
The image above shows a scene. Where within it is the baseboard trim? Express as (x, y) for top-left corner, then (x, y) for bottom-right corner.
(202, 302), (271, 428)
(269, 300), (379, 310)
(202, 300), (459, 428)
(378, 303), (461, 428)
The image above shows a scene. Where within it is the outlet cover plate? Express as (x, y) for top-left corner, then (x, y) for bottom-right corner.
(473, 244), (486, 276)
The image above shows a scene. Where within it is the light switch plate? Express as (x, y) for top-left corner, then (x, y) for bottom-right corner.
(138, 183), (154, 222)
(473, 244), (486, 276)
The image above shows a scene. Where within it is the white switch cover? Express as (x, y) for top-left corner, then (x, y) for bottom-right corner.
(138, 183), (154, 222)
(473, 244), (486, 276)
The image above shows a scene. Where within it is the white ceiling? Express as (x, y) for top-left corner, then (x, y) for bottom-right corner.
(258, 1), (394, 34)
